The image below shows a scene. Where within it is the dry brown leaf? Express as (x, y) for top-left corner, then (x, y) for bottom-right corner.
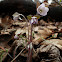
(33, 28), (53, 45)
(38, 20), (48, 25)
(59, 29), (62, 33)
(1, 16), (13, 30)
(36, 1), (40, 8)
(13, 21), (27, 27)
(41, 39), (62, 50)
(15, 28), (26, 35)
(47, 25), (57, 30)
(1, 29), (16, 34)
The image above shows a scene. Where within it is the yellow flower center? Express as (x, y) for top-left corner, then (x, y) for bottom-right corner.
(40, 10), (42, 13)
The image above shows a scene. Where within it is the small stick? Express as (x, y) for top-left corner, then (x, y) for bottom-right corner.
(11, 47), (26, 62)
(0, 46), (5, 51)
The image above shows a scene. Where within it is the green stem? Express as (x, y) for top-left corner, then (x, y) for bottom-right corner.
(1, 53), (3, 62)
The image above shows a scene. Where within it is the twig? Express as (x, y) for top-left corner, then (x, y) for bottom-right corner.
(13, 45), (21, 62)
(0, 46), (5, 51)
(7, 53), (13, 59)
(11, 47), (26, 62)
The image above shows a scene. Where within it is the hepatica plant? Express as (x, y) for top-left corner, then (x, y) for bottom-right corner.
(13, 3), (49, 62)
(27, 3), (49, 62)
(27, 15), (40, 62)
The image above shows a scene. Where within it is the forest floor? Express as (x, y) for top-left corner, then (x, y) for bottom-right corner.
(0, 16), (62, 62)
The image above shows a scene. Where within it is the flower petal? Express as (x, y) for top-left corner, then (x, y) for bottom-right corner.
(42, 12), (47, 16)
(40, 3), (45, 7)
(37, 3), (49, 16)
(45, 7), (49, 12)
(41, 8), (49, 16)
(30, 19), (34, 24)
(37, 7), (44, 15)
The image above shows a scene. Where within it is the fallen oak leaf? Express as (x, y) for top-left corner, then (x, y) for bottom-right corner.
(1, 16), (13, 31)
(32, 28), (53, 45)
(41, 39), (62, 50)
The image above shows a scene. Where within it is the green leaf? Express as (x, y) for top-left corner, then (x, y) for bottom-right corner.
(32, 32), (34, 38)
(6, 49), (8, 52)
(34, 15), (40, 19)
(25, 39), (27, 42)
(19, 35), (23, 38)
(52, 34), (56, 38)
(27, 15), (32, 20)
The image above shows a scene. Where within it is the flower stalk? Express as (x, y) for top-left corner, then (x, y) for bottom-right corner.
(27, 16), (38, 62)
(27, 24), (33, 62)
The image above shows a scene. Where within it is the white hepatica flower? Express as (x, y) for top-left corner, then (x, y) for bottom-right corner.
(14, 34), (19, 39)
(37, 3), (49, 16)
(12, 12), (22, 21)
(30, 16), (38, 24)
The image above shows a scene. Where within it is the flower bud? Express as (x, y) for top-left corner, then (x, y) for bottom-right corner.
(30, 16), (38, 24)
(14, 35), (19, 39)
